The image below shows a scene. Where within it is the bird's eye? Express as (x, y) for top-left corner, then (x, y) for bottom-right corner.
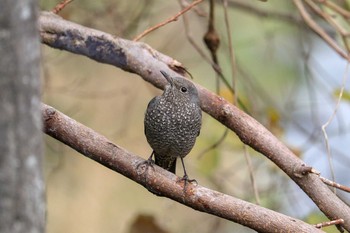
(181, 87), (188, 93)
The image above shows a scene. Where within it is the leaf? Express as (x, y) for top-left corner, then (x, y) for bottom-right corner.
(333, 89), (350, 102)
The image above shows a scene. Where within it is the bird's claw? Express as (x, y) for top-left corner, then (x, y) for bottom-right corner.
(177, 174), (198, 191)
(181, 175), (197, 184)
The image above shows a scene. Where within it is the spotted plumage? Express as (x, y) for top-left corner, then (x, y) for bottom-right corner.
(144, 70), (202, 177)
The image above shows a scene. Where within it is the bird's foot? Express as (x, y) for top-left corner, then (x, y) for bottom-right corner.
(136, 158), (155, 174)
(177, 174), (198, 191)
(180, 174), (197, 184)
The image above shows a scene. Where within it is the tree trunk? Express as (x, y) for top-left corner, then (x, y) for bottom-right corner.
(0, 0), (44, 232)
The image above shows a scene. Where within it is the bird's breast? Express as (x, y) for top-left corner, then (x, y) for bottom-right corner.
(144, 98), (201, 158)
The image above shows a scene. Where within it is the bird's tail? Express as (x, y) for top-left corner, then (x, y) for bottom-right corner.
(154, 154), (176, 174)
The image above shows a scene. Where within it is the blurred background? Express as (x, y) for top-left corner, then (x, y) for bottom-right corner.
(40, 1), (350, 232)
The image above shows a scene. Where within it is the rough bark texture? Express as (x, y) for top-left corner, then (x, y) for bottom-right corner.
(42, 103), (324, 233)
(38, 11), (350, 231)
(0, 1), (44, 233)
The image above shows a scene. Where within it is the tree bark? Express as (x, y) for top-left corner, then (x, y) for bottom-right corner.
(0, 1), (45, 233)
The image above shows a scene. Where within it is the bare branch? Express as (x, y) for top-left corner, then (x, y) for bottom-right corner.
(314, 218), (344, 230)
(293, 0), (349, 60)
(42, 103), (323, 233)
(320, 176), (350, 193)
(51, 0), (74, 14)
(228, 0), (350, 61)
(38, 11), (350, 230)
(226, 0), (302, 25)
(133, 0), (204, 41)
(318, 0), (350, 19)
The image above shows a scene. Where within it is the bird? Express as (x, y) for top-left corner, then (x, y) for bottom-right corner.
(143, 70), (202, 181)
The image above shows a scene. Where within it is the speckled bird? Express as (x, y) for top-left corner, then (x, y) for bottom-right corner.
(144, 70), (202, 179)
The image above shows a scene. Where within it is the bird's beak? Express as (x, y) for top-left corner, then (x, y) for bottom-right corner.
(160, 70), (173, 86)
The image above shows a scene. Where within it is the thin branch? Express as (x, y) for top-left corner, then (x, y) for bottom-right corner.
(179, 0), (212, 63)
(179, 0), (231, 91)
(317, 0), (350, 19)
(293, 0), (349, 60)
(133, 0), (204, 41)
(244, 145), (260, 205)
(226, 0), (302, 25)
(228, 0), (350, 61)
(203, 0), (221, 94)
(294, 165), (320, 177)
(221, 2), (261, 205)
(41, 103), (323, 233)
(197, 128), (228, 159)
(305, 0), (350, 53)
(38, 12), (350, 230)
(51, 0), (74, 14)
(320, 176), (350, 193)
(222, 0), (237, 98)
(321, 62), (349, 189)
(314, 218), (344, 230)
(305, 0), (348, 36)
(179, 0), (248, 111)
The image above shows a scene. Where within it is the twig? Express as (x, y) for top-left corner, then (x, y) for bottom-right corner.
(179, 0), (248, 111)
(317, 0), (350, 19)
(319, 176), (350, 193)
(293, 0), (349, 60)
(182, 0), (207, 17)
(223, 1), (257, 204)
(226, 1), (302, 25)
(222, 0), (237, 104)
(244, 145), (260, 205)
(228, 0), (350, 61)
(179, 0), (227, 82)
(321, 62), (349, 191)
(51, 0), (74, 14)
(179, 0), (226, 79)
(179, 0), (211, 63)
(307, 0), (350, 54)
(197, 128), (228, 159)
(203, 0), (221, 94)
(305, 0), (349, 36)
(133, 0), (204, 41)
(314, 218), (344, 229)
(293, 165), (320, 177)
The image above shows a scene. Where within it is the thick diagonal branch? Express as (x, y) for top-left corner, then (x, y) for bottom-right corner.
(39, 12), (350, 230)
(42, 103), (323, 233)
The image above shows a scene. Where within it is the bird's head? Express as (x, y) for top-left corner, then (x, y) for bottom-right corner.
(160, 70), (200, 105)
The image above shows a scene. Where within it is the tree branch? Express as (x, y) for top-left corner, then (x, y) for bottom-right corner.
(42, 103), (323, 233)
(226, 0), (302, 25)
(38, 11), (350, 230)
(293, 0), (349, 60)
(133, 0), (204, 41)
